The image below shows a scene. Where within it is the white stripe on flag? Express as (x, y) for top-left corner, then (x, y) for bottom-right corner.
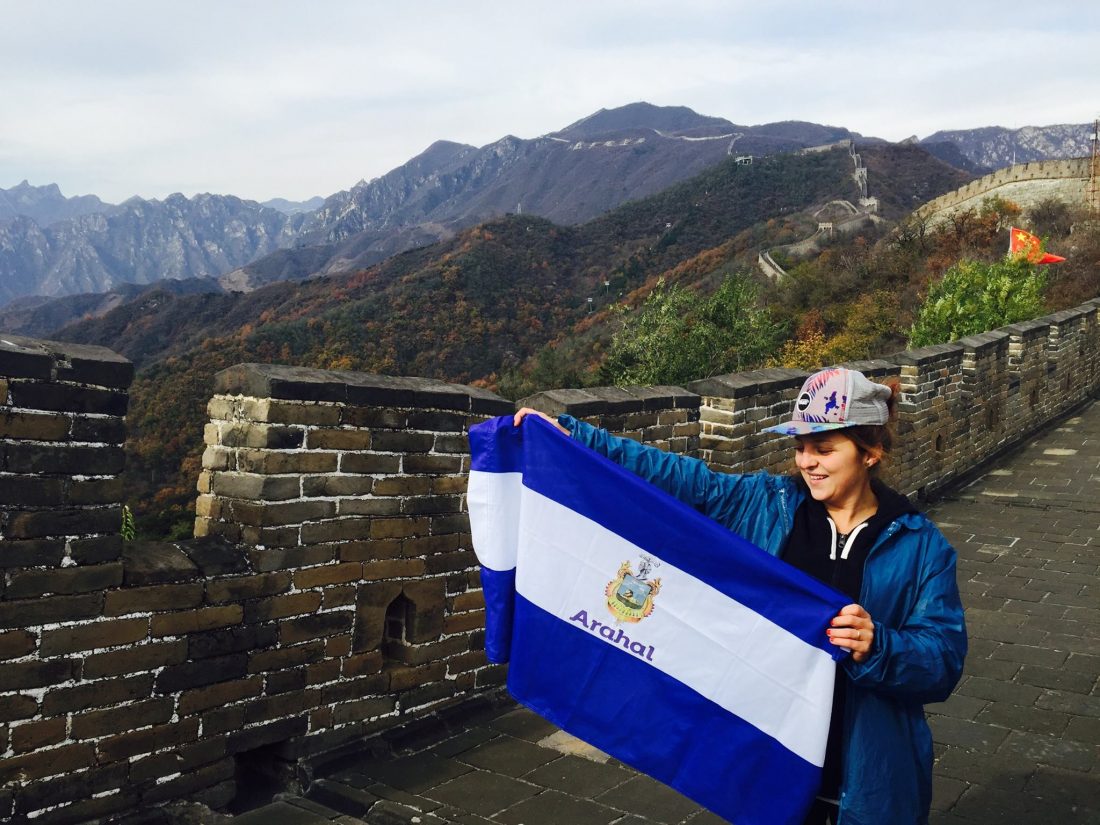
(515, 484), (834, 767)
(467, 471), (522, 571)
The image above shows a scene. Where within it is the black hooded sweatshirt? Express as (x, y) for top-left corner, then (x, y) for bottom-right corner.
(780, 478), (918, 801)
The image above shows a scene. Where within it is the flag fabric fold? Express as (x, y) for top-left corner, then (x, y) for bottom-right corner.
(1009, 226), (1065, 264)
(467, 415), (849, 825)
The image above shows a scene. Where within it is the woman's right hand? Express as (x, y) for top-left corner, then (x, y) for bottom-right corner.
(513, 407), (570, 435)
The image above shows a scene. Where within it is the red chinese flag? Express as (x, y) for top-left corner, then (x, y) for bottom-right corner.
(1009, 227), (1065, 264)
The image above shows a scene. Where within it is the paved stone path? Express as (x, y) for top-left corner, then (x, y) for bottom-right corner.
(232, 403), (1100, 824)
(922, 404), (1100, 823)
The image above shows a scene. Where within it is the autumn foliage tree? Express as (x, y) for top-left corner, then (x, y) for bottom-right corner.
(777, 291), (902, 370)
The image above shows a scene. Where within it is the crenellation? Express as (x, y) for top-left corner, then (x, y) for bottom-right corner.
(918, 158), (1091, 224)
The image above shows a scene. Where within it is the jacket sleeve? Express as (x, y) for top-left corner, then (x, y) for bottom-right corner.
(558, 414), (777, 530)
(842, 533), (967, 704)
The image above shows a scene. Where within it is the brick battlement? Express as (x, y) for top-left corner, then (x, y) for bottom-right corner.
(917, 157), (1091, 224)
(2, 295), (1100, 821)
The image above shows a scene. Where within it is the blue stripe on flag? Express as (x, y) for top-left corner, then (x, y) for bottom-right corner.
(469, 416), (524, 473)
(508, 594), (818, 825)
(480, 567), (516, 664)
(512, 416), (847, 657)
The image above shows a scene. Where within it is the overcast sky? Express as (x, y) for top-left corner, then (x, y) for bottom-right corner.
(2, 1), (1097, 204)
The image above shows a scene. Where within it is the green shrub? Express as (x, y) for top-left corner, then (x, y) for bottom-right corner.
(602, 273), (781, 386)
(908, 257), (1046, 347)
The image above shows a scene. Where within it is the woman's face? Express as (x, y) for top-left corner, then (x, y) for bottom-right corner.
(794, 432), (873, 508)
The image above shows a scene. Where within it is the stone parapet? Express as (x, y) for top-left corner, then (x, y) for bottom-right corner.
(0, 358), (520, 822)
(892, 344), (963, 495)
(0, 334), (136, 822)
(688, 368), (809, 475)
(213, 364), (510, 415)
(957, 331), (1011, 481)
(518, 384), (700, 454)
(917, 157), (1091, 223)
(191, 366), (512, 746)
(0, 334), (132, 592)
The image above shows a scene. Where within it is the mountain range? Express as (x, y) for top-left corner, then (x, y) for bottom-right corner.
(0, 105), (1092, 310)
(262, 196), (326, 214)
(0, 194), (304, 305)
(32, 138), (986, 537)
(0, 180), (114, 227)
(52, 141), (972, 383)
(0, 105), (867, 305)
(230, 105), (876, 289)
(919, 122), (1095, 172)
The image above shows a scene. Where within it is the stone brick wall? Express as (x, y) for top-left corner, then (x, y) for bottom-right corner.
(515, 385), (700, 454)
(192, 365), (515, 754)
(917, 157), (1090, 224)
(0, 336), (135, 822)
(3, 295), (1100, 821)
(0, 357), (519, 823)
(192, 366), (514, 716)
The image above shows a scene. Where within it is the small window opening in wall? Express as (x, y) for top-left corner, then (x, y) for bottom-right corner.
(229, 744), (297, 813)
(934, 434), (944, 453)
(1029, 388), (1039, 408)
(383, 593), (414, 662)
(985, 404), (999, 431)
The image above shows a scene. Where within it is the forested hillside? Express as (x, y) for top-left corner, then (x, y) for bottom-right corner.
(50, 143), (1002, 536)
(54, 149), (862, 533)
(63, 149), (862, 371)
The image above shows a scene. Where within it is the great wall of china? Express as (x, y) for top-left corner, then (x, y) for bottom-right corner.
(917, 157), (1092, 223)
(759, 153), (1094, 280)
(1, 286), (1099, 821)
(758, 141), (881, 280)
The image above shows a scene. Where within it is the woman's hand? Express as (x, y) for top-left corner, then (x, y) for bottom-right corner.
(513, 407), (570, 435)
(828, 604), (874, 662)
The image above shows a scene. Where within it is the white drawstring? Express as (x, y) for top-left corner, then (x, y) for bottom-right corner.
(827, 517), (871, 560)
(841, 523), (870, 560)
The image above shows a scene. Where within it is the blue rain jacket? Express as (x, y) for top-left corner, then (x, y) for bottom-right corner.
(562, 417), (967, 825)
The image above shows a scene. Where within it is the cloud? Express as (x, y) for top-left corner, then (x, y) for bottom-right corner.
(1, 0), (1096, 202)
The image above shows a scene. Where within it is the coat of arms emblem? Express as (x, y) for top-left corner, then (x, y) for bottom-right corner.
(606, 554), (661, 623)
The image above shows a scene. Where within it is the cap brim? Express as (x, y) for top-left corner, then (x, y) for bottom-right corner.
(761, 421), (852, 436)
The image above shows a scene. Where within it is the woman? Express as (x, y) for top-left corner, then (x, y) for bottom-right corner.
(514, 366), (966, 825)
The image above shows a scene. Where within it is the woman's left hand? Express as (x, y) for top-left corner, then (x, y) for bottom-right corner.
(828, 604), (874, 662)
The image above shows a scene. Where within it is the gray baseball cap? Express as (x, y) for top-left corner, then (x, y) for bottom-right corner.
(762, 367), (892, 436)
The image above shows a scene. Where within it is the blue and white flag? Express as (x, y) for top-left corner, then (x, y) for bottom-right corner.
(467, 415), (849, 825)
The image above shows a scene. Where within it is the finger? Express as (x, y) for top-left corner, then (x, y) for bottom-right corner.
(829, 614), (867, 629)
(839, 604), (870, 618)
(828, 632), (871, 655)
(513, 408), (570, 436)
(827, 633), (862, 646)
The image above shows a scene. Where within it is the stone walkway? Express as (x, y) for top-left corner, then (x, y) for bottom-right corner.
(922, 404), (1100, 823)
(232, 403), (1100, 825)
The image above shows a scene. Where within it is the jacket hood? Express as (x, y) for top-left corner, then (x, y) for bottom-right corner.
(870, 478), (918, 523)
(788, 475), (919, 528)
